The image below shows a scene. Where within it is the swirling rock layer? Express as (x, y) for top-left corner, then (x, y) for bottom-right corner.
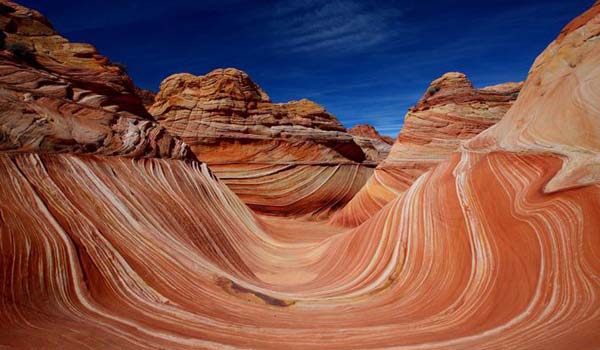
(150, 68), (375, 217)
(466, 0), (600, 193)
(210, 162), (373, 218)
(331, 73), (522, 226)
(1, 151), (599, 349)
(1, 1), (600, 350)
(0, 1), (190, 159)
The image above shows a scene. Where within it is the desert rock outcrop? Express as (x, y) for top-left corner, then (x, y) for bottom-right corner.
(0, 1), (190, 159)
(150, 68), (374, 217)
(331, 73), (522, 226)
(1, 1), (599, 350)
(134, 86), (156, 109)
(348, 123), (393, 162)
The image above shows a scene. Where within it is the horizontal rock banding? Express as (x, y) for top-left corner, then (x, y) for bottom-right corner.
(150, 69), (364, 162)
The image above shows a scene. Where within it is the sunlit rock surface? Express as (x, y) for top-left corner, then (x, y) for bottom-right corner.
(150, 68), (375, 217)
(331, 73), (522, 226)
(1, 1), (600, 350)
(0, 1), (190, 159)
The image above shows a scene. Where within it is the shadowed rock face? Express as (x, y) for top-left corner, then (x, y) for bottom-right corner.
(348, 124), (393, 162)
(331, 72), (522, 227)
(134, 87), (156, 109)
(1, 1), (600, 350)
(150, 68), (374, 217)
(0, 1), (191, 159)
(348, 124), (394, 145)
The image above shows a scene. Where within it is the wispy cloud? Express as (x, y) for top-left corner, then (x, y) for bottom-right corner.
(269, 0), (403, 53)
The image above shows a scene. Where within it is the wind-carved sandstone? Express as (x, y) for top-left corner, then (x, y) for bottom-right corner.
(150, 68), (378, 217)
(0, 1), (599, 349)
(332, 72), (522, 226)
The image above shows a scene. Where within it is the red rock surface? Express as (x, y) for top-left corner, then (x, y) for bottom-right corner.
(331, 73), (522, 226)
(150, 68), (374, 217)
(348, 124), (394, 145)
(0, 1), (190, 159)
(150, 69), (365, 163)
(466, 1), (600, 193)
(348, 124), (393, 162)
(1, 1), (600, 350)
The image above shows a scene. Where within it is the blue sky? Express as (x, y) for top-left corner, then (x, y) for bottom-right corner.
(21, 0), (593, 136)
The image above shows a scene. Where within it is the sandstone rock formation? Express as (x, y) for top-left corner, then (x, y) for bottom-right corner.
(150, 68), (365, 163)
(150, 68), (374, 217)
(348, 124), (394, 144)
(0, 1), (190, 159)
(1, 1), (600, 350)
(331, 73), (522, 226)
(134, 86), (156, 109)
(348, 123), (393, 162)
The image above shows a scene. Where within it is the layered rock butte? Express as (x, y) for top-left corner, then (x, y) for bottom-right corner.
(1, 1), (600, 349)
(331, 72), (523, 226)
(347, 123), (393, 161)
(149, 68), (379, 217)
(348, 123), (395, 144)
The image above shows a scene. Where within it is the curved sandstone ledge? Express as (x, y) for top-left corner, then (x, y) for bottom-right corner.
(210, 162), (374, 218)
(331, 73), (522, 227)
(149, 68), (388, 216)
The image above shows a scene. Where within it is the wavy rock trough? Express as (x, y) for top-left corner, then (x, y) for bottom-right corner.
(1, 1), (599, 349)
(149, 68), (375, 217)
(331, 72), (523, 226)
